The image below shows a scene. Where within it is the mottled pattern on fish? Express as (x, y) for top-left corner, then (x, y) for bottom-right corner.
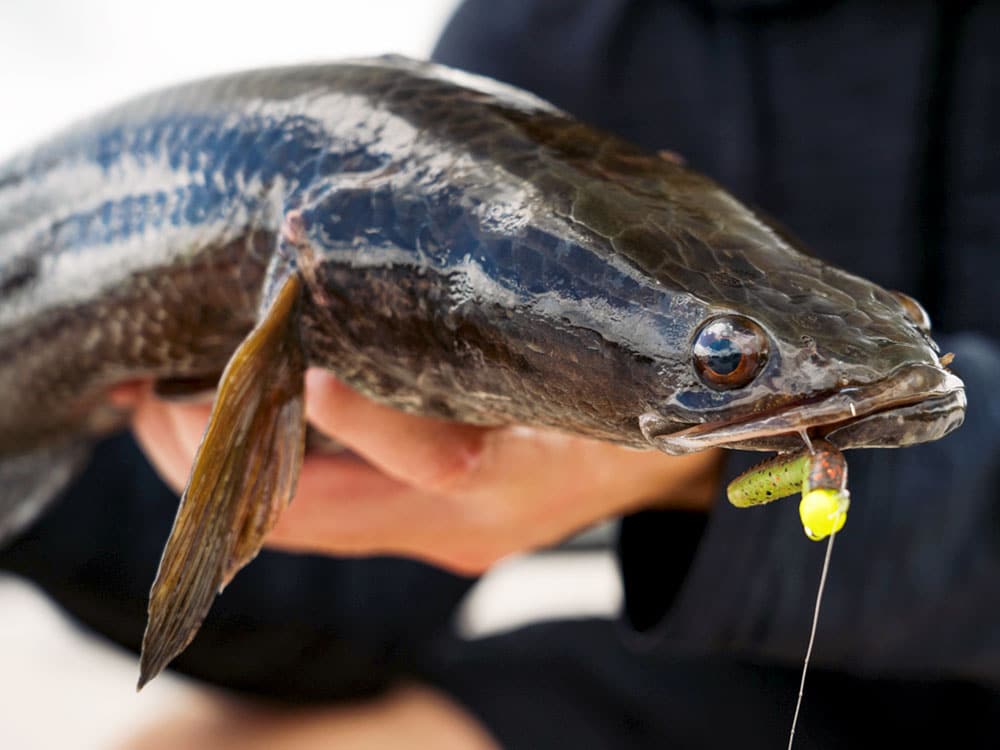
(0, 56), (956, 458)
(0, 57), (964, 685)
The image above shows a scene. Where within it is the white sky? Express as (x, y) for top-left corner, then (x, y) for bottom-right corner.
(0, 0), (461, 158)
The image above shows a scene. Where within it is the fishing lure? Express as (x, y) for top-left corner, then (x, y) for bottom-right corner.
(728, 441), (849, 540)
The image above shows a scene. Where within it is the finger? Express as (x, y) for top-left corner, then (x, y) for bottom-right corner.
(267, 453), (501, 573)
(307, 370), (722, 514)
(164, 399), (214, 460)
(304, 370), (492, 493)
(488, 432), (723, 512)
(131, 394), (212, 493)
(269, 429), (720, 571)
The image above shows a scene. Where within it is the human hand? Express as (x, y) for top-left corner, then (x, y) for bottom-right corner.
(120, 370), (722, 574)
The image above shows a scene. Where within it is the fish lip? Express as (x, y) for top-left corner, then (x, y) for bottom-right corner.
(645, 362), (966, 453)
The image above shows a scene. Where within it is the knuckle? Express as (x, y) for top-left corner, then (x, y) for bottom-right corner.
(417, 433), (487, 494)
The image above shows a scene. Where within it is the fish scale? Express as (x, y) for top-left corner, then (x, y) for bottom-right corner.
(0, 55), (963, 685)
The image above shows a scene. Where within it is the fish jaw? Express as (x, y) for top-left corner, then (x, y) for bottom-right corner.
(641, 362), (966, 454)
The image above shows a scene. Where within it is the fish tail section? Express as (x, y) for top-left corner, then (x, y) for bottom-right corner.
(138, 272), (306, 689)
(0, 440), (91, 545)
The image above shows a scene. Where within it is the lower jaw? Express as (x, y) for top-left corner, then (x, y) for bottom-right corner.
(654, 389), (967, 454)
(820, 389), (966, 450)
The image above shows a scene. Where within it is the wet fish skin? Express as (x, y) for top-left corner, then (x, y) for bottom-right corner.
(0, 57), (965, 682)
(279, 59), (962, 452)
(0, 56), (960, 459)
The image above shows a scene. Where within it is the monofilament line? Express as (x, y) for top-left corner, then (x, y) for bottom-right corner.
(798, 428), (815, 455)
(787, 530), (836, 750)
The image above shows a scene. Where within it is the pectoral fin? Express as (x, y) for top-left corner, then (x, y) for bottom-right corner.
(138, 273), (306, 689)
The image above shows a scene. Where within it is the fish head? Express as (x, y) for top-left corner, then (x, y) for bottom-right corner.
(631, 211), (966, 455)
(489, 112), (966, 455)
(291, 99), (964, 454)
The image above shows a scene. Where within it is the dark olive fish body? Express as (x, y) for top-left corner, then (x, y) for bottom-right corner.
(0, 57), (964, 684)
(0, 59), (692, 453)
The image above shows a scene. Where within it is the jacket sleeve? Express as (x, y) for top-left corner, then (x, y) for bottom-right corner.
(618, 333), (1000, 685)
(0, 432), (474, 702)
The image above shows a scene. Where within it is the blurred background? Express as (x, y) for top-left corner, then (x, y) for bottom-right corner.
(0, 2), (622, 747)
(0, 0), (458, 154)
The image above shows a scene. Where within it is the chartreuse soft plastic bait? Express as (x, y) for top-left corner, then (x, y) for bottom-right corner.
(727, 441), (850, 540)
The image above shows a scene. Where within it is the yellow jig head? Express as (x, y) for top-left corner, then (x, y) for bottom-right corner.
(799, 488), (849, 541)
(799, 444), (849, 540)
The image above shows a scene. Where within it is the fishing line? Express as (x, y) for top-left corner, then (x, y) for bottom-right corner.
(787, 529), (836, 750)
(798, 429), (815, 455)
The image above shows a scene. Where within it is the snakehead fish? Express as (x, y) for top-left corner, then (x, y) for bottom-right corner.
(0, 56), (965, 686)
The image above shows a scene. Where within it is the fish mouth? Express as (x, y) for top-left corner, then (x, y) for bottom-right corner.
(643, 363), (966, 454)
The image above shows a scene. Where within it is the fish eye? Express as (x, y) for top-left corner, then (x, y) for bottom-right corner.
(692, 316), (769, 390)
(890, 290), (932, 334)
